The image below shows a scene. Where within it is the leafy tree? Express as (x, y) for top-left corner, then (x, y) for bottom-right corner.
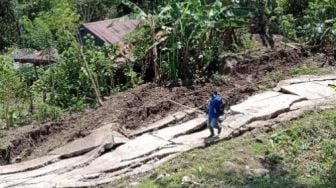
(19, 0), (79, 51)
(277, 0), (310, 17)
(72, 0), (164, 22)
(126, 0), (253, 82)
(128, 0), (164, 13)
(74, 0), (120, 22)
(0, 56), (27, 127)
(0, 0), (19, 51)
(17, 0), (54, 20)
(299, 0), (336, 45)
(20, 17), (54, 50)
(36, 36), (116, 108)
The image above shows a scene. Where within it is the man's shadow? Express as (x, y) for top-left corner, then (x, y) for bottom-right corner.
(202, 135), (220, 146)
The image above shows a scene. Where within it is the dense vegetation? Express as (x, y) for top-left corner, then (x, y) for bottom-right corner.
(0, 0), (335, 127)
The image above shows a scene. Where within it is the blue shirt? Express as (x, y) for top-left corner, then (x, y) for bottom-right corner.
(208, 95), (222, 119)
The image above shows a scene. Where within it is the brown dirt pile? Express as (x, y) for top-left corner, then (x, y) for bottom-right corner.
(0, 48), (305, 165)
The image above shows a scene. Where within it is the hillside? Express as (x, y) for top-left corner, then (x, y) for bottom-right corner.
(1, 0), (336, 187)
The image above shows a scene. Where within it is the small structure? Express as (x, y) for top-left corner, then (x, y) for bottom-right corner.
(79, 17), (140, 82)
(79, 18), (140, 46)
(13, 49), (59, 66)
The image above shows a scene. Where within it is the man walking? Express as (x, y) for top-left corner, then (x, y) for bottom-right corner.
(207, 91), (224, 137)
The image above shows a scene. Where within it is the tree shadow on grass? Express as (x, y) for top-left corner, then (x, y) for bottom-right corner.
(146, 160), (307, 188)
(228, 153), (309, 188)
(146, 155), (306, 188)
(310, 162), (336, 188)
(211, 155), (306, 188)
(140, 154), (336, 188)
(220, 154), (336, 188)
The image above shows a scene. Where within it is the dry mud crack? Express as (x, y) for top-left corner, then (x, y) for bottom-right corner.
(1, 75), (336, 188)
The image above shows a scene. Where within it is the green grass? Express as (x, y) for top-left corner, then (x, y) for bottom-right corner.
(0, 132), (11, 150)
(262, 70), (285, 90)
(261, 60), (334, 91)
(131, 109), (336, 188)
(290, 64), (332, 76)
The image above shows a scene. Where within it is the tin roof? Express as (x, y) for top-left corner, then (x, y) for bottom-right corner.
(82, 18), (140, 44)
(13, 49), (58, 65)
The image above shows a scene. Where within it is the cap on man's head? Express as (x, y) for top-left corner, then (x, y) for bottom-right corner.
(210, 91), (218, 97)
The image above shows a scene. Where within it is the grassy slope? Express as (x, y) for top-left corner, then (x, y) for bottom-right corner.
(130, 59), (336, 188)
(133, 109), (336, 188)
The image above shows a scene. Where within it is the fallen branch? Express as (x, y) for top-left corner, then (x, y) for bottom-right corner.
(166, 99), (206, 115)
(280, 41), (301, 50)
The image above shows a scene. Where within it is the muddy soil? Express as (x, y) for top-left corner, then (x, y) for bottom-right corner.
(0, 47), (314, 165)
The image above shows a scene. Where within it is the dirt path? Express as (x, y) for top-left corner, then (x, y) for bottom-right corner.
(0, 47), (324, 165)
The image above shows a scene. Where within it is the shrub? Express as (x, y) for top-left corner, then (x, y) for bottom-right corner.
(34, 103), (63, 122)
(0, 55), (29, 128)
(36, 36), (117, 109)
(329, 162), (336, 185)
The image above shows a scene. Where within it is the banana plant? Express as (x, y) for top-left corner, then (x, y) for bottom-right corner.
(299, 0), (336, 45)
(125, 0), (255, 82)
(156, 0), (254, 80)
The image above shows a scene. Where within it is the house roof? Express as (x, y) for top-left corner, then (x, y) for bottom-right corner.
(82, 18), (140, 45)
(13, 49), (58, 65)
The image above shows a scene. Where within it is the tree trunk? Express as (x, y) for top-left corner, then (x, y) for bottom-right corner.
(79, 46), (103, 106)
(151, 17), (160, 83)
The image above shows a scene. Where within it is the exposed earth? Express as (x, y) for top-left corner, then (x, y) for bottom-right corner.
(0, 42), (335, 187)
(0, 46), (309, 165)
(1, 73), (336, 187)
(0, 40), (336, 187)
